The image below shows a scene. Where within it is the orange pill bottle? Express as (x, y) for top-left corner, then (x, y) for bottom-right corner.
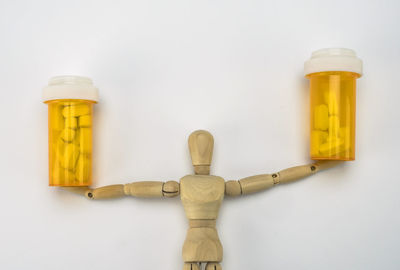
(43, 76), (99, 186)
(305, 48), (362, 160)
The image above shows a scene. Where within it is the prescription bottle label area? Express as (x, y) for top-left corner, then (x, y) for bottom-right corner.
(308, 71), (358, 160)
(46, 100), (94, 186)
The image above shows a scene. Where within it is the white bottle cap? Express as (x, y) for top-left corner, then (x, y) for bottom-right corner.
(43, 76), (99, 102)
(304, 48), (363, 76)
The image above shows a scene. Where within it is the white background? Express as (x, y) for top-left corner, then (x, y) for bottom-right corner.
(0, 0), (399, 269)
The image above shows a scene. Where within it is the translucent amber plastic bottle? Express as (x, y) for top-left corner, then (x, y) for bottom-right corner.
(305, 48), (362, 160)
(43, 76), (99, 186)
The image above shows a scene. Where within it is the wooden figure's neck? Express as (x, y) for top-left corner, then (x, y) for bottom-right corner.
(189, 219), (217, 228)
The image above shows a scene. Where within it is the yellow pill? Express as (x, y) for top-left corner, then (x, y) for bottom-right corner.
(62, 104), (90, 117)
(75, 155), (91, 183)
(49, 104), (64, 131)
(72, 129), (80, 145)
(52, 163), (75, 185)
(328, 116), (340, 138)
(65, 117), (78, 130)
(79, 128), (92, 154)
(319, 138), (344, 156)
(314, 104), (329, 131)
(324, 75), (340, 115)
(59, 143), (80, 170)
(311, 130), (328, 156)
(79, 115), (91, 127)
(324, 90), (339, 116)
(54, 137), (65, 155)
(339, 126), (351, 150)
(60, 128), (76, 142)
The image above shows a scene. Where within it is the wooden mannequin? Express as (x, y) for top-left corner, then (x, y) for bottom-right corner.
(64, 130), (342, 269)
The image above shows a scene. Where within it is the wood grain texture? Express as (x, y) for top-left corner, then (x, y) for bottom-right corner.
(228, 160), (343, 195)
(124, 181), (164, 198)
(182, 227), (223, 263)
(87, 184), (125, 199)
(58, 130), (345, 269)
(162, 180), (180, 197)
(275, 160), (343, 184)
(183, 263), (200, 270)
(188, 130), (214, 175)
(224, 180), (241, 196)
(189, 219), (216, 228)
(205, 262), (222, 270)
(239, 174), (274, 195)
(275, 164), (316, 184)
(180, 175), (225, 219)
(194, 165), (211, 175)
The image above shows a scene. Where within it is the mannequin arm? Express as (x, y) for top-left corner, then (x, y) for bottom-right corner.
(225, 160), (343, 196)
(63, 180), (180, 200)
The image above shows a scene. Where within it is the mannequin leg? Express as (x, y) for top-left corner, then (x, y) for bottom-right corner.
(205, 262), (222, 270)
(183, 262), (200, 270)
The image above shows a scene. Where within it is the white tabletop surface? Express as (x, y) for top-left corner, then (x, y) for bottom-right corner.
(0, 0), (399, 269)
